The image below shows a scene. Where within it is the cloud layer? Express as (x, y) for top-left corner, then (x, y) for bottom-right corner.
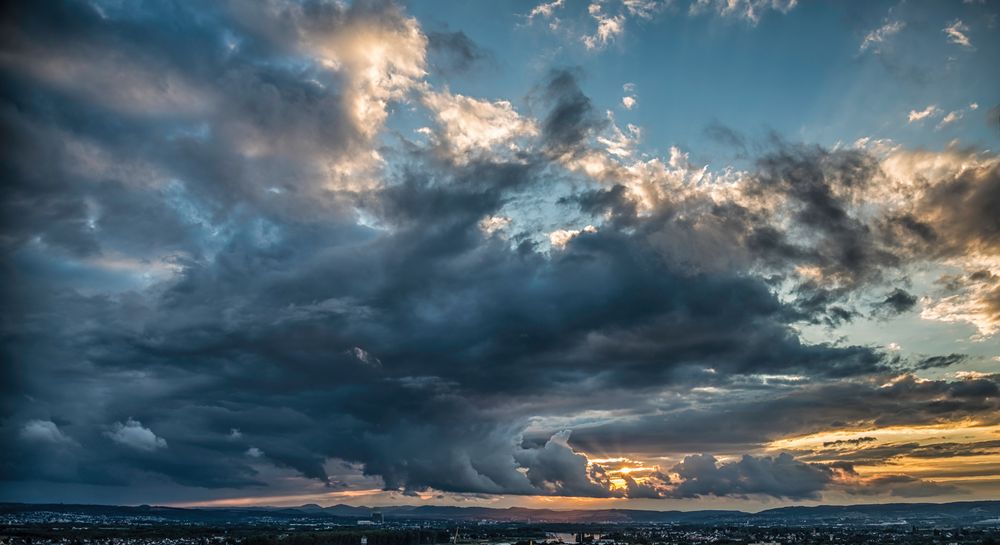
(1, 0), (998, 505)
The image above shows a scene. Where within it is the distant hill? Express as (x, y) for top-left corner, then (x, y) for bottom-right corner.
(2, 500), (999, 527)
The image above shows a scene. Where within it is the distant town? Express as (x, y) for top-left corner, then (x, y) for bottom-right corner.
(2, 502), (999, 545)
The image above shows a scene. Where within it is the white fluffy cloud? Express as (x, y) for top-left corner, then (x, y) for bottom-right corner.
(528, 0), (664, 50)
(20, 420), (74, 445)
(479, 215), (512, 235)
(304, 11), (428, 137)
(583, 3), (626, 50)
(351, 346), (383, 368)
(421, 90), (538, 162)
(622, 82), (637, 109)
(106, 418), (168, 451)
(550, 225), (598, 248)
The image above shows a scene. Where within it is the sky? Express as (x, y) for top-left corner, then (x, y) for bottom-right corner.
(1, 0), (999, 512)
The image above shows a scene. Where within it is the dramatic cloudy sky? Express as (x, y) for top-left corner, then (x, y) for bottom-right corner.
(2, 0), (999, 511)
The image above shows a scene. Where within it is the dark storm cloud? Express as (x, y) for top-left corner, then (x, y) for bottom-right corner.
(570, 184), (635, 218)
(2, 0), (998, 504)
(568, 374), (1000, 456)
(668, 453), (837, 500)
(823, 436), (877, 448)
(752, 145), (898, 286)
(703, 122), (748, 156)
(513, 431), (618, 498)
(865, 159), (1000, 294)
(873, 288), (918, 317)
(0, 0), (364, 257)
(1, 133), (899, 498)
(537, 68), (606, 153)
(912, 353), (966, 370)
(621, 474), (668, 499)
(912, 161), (1000, 256)
(663, 452), (960, 500)
(427, 30), (492, 75)
(902, 439), (1000, 459)
(989, 104), (1000, 136)
(817, 439), (1000, 466)
(610, 140), (999, 330)
(565, 144), (911, 325)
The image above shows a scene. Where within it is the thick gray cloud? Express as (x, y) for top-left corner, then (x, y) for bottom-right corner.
(568, 373), (1000, 456)
(427, 30), (492, 75)
(823, 436), (877, 448)
(537, 68), (607, 153)
(873, 288), (918, 317)
(668, 453), (838, 500)
(913, 353), (966, 370)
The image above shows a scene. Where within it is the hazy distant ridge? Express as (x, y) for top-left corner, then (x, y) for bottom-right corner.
(2, 501), (999, 526)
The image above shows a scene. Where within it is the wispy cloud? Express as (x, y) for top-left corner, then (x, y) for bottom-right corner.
(943, 19), (973, 48)
(860, 20), (904, 53)
(688, 0), (798, 24)
(529, 0), (565, 20)
(937, 103), (978, 129)
(907, 104), (941, 123)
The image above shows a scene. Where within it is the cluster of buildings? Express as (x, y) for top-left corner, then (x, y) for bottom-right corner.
(357, 513), (385, 527)
(3, 508), (999, 545)
(593, 525), (999, 545)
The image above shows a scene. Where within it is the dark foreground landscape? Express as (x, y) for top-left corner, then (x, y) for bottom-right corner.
(2, 501), (999, 545)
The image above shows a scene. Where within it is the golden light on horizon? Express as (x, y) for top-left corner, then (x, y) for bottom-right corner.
(610, 466), (655, 475)
(766, 422), (1000, 452)
(764, 422), (1000, 491)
